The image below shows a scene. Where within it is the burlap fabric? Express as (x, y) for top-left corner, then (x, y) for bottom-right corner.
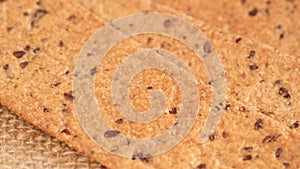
(0, 104), (105, 169)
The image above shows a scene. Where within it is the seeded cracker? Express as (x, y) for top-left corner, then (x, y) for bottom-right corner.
(0, 0), (300, 168)
(152, 0), (300, 56)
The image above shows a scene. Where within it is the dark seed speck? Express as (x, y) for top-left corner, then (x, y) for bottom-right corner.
(58, 41), (64, 47)
(248, 50), (256, 58)
(169, 107), (177, 114)
(235, 37), (242, 43)
(115, 118), (123, 124)
(34, 9), (48, 18)
(249, 63), (259, 70)
(222, 131), (228, 138)
(24, 45), (31, 51)
(90, 67), (97, 75)
(276, 24), (282, 29)
(23, 11), (29, 16)
(243, 155), (252, 160)
(43, 107), (50, 112)
(279, 87), (291, 99)
(61, 128), (71, 135)
(279, 33), (285, 39)
(3, 64), (9, 70)
(36, 1), (42, 5)
(243, 147), (253, 152)
(63, 91), (74, 101)
(67, 15), (76, 21)
(147, 37), (153, 44)
(132, 151), (149, 161)
(51, 82), (61, 88)
(20, 61), (29, 69)
(225, 104), (231, 110)
(209, 134), (216, 141)
(239, 106), (247, 112)
(7, 27), (13, 32)
(13, 51), (26, 58)
(248, 8), (258, 16)
(163, 19), (172, 28)
(33, 47), (40, 53)
(140, 157), (149, 163)
(275, 148), (283, 158)
(262, 135), (281, 143)
(203, 41), (212, 53)
(104, 130), (120, 138)
(263, 135), (273, 143)
(283, 162), (290, 168)
(254, 118), (263, 130)
(196, 163), (206, 169)
(274, 80), (282, 85)
(265, 8), (269, 16)
(289, 121), (299, 129)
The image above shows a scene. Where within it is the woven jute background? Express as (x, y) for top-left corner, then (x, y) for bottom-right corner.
(0, 104), (105, 169)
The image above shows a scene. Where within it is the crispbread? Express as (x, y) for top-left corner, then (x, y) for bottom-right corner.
(153, 0), (300, 56)
(78, 0), (300, 136)
(79, 0), (300, 56)
(1, 0), (299, 169)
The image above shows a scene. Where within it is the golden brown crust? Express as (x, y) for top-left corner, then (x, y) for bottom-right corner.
(0, 0), (299, 168)
(153, 0), (300, 56)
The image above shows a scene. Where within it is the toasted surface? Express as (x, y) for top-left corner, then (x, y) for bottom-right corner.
(78, 0), (300, 56)
(153, 0), (300, 56)
(0, 0), (299, 168)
